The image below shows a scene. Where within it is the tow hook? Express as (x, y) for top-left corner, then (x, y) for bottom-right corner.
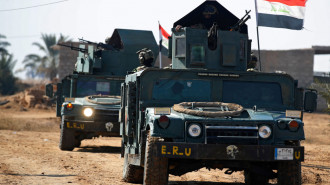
(224, 169), (235, 175)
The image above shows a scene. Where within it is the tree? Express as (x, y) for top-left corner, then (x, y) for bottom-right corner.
(0, 34), (18, 95)
(22, 33), (71, 80)
(0, 53), (17, 95)
(0, 34), (10, 55)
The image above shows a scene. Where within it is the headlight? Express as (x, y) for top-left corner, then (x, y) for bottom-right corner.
(188, 124), (202, 137)
(258, 125), (272, 139)
(83, 108), (93, 117)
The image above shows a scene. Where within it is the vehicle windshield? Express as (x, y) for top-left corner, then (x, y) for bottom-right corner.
(76, 79), (122, 97)
(222, 81), (283, 108)
(152, 79), (211, 102)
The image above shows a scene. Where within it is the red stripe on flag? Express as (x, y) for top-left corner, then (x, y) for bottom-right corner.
(265, 0), (307, 6)
(159, 25), (170, 39)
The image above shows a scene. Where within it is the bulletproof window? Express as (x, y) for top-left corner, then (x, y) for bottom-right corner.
(175, 37), (186, 58)
(152, 79), (211, 102)
(190, 45), (205, 66)
(222, 81), (283, 108)
(76, 79), (122, 97)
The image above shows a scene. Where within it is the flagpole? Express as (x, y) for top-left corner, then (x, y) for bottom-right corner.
(158, 21), (162, 69)
(256, 26), (262, 71)
(254, 0), (262, 72)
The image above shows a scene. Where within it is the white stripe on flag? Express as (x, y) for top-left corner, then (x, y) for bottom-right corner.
(257, 0), (305, 19)
(159, 27), (162, 41)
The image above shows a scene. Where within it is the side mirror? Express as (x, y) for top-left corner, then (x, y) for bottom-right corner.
(45, 84), (53, 98)
(304, 89), (317, 112)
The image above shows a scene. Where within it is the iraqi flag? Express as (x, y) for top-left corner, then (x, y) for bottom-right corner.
(159, 23), (170, 49)
(255, 0), (307, 30)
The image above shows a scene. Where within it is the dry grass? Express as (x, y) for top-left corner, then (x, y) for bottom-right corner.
(0, 111), (59, 132)
(302, 112), (330, 145)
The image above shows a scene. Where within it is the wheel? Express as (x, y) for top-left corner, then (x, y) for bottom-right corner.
(143, 132), (168, 185)
(278, 161), (301, 185)
(59, 118), (76, 151)
(244, 170), (269, 185)
(122, 154), (143, 183)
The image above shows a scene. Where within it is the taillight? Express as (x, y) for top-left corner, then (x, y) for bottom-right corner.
(288, 120), (299, 131)
(158, 115), (169, 129)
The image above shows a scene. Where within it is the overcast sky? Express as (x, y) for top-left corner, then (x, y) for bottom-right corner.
(1, 0), (329, 79)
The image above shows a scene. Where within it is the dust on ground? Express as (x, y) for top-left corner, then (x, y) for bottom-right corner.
(0, 108), (329, 185)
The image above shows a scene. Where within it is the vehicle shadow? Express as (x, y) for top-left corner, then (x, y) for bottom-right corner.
(169, 182), (244, 185)
(75, 146), (121, 154)
(169, 181), (276, 185)
(0, 173), (76, 177)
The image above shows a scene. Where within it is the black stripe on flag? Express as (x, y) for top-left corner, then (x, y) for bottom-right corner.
(258, 13), (304, 30)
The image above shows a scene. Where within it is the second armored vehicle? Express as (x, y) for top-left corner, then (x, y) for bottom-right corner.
(46, 29), (158, 151)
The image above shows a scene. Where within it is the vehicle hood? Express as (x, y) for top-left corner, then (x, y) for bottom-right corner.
(67, 97), (121, 109)
(146, 108), (286, 122)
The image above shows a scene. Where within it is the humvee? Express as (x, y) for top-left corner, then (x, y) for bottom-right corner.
(120, 1), (317, 185)
(46, 29), (158, 151)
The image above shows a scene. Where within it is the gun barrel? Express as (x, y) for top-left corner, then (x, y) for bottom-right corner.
(230, 10), (251, 31)
(239, 15), (251, 26)
(79, 38), (97, 45)
(57, 43), (88, 53)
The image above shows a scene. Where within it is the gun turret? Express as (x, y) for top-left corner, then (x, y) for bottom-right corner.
(230, 10), (251, 32)
(79, 38), (116, 51)
(58, 43), (88, 54)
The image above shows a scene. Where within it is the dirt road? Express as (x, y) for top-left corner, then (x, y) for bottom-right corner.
(0, 109), (329, 185)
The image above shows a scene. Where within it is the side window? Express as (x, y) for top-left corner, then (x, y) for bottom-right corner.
(175, 37), (186, 58)
(190, 45), (205, 66)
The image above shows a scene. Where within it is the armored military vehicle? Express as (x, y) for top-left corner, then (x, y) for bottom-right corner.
(46, 29), (158, 151)
(120, 1), (317, 185)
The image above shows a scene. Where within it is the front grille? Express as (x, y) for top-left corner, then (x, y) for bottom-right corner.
(94, 108), (119, 122)
(206, 125), (258, 145)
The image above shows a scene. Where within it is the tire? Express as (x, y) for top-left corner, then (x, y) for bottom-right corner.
(59, 118), (76, 151)
(244, 170), (269, 185)
(122, 154), (143, 183)
(278, 161), (301, 185)
(143, 132), (168, 185)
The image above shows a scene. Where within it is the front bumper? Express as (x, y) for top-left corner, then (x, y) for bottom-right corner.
(63, 119), (120, 134)
(155, 142), (304, 162)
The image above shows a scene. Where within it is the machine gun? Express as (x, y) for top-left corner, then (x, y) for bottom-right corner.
(58, 43), (88, 54)
(79, 38), (116, 51)
(230, 10), (251, 32)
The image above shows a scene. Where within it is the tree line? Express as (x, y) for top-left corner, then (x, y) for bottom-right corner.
(0, 34), (17, 95)
(0, 33), (70, 95)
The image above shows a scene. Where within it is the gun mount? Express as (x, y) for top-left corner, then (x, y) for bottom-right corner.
(58, 29), (158, 75)
(170, 2), (251, 71)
